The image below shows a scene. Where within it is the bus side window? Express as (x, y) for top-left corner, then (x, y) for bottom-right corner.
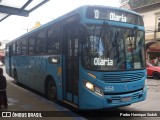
(47, 26), (61, 54)
(37, 30), (46, 54)
(21, 38), (28, 55)
(29, 35), (36, 55)
(12, 43), (16, 56)
(16, 41), (21, 55)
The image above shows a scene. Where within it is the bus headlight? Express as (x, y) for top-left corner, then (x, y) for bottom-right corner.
(85, 82), (94, 91)
(83, 80), (103, 97)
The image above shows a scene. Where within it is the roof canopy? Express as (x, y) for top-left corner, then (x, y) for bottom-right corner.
(0, 0), (49, 22)
(132, 2), (160, 13)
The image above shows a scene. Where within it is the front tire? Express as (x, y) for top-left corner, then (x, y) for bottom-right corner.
(152, 72), (160, 79)
(46, 79), (57, 101)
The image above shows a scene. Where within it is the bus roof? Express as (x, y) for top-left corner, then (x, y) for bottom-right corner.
(7, 5), (141, 45)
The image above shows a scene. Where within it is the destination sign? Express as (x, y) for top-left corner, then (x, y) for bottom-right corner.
(94, 9), (127, 22)
(86, 7), (143, 25)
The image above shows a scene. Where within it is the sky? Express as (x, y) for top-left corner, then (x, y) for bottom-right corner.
(0, 0), (120, 41)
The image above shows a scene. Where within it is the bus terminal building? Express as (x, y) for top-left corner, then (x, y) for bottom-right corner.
(133, 2), (160, 61)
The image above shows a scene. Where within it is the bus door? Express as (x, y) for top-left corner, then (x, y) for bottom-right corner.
(63, 23), (79, 106)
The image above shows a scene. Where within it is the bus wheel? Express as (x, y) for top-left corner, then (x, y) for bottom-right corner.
(152, 72), (160, 80)
(47, 80), (57, 101)
(14, 70), (18, 84)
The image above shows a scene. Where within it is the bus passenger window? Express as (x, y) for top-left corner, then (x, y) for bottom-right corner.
(21, 38), (28, 55)
(12, 43), (16, 56)
(16, 41), (21, 55)
(37, 30), (46, 54)
(47, 26), (61, 54)
(29, 35), (36, 55)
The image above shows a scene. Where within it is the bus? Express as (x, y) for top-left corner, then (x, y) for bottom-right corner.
(5, 5), (147, 109)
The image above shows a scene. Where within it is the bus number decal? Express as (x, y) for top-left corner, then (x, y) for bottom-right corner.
(105, 86), (114, 92)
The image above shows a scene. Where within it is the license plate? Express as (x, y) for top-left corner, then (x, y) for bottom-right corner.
(121, 97), (132, 102)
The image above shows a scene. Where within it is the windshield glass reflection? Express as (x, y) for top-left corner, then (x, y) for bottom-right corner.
(82, 25), (145, 71)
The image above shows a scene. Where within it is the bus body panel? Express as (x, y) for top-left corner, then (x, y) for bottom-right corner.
(28, 56), (47, 93)
(79, 84), (147, 109)
(8, 55), (63, 101)
(80, 69), (146, 93)
(15, 56), (29, 85)
(46, 55), (63, 101)
(79, 64), (147, 109)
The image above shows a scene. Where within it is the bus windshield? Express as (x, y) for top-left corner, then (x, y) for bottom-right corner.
(82, 24), (145, 71)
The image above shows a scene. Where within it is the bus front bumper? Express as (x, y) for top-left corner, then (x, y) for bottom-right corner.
(79, 85), (147, 109)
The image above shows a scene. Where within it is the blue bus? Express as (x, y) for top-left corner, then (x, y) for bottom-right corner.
(5, 5), (147, 109)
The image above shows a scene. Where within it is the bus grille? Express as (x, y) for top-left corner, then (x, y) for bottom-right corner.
(100, 72), (144, 83)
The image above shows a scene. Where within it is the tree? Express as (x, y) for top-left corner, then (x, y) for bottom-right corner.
(128, 0), (160, 9)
